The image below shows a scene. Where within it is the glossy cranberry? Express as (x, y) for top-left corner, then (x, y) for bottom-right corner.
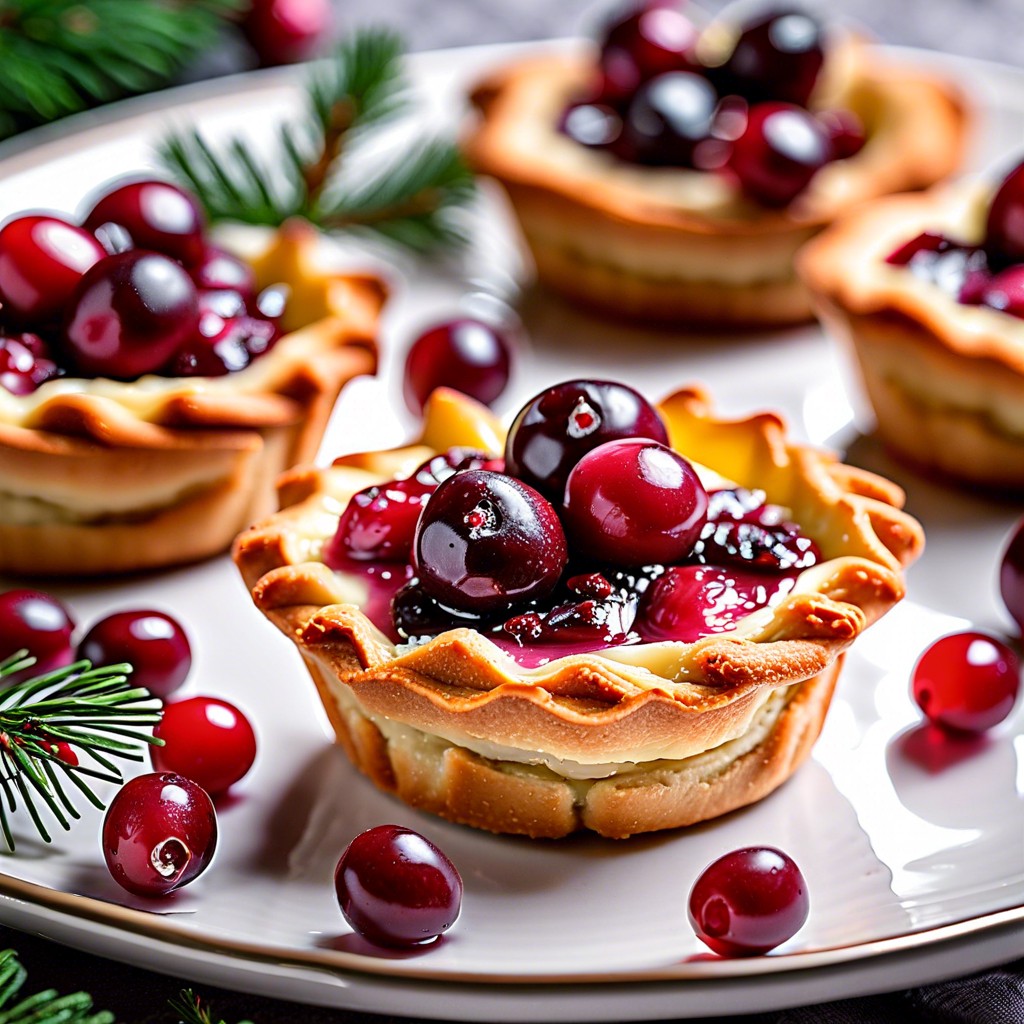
(391, 580), (483, 639)
(63, 250), (199, 379)
(717, 8), (825, 107)
(981, 265), (1024, 318)
(102, 772), (217, 897)
(887, 236), (991, 303)
(689, 846), (809, 956)
(334, 824), (462, 947)
(621, 71), (718, 166)
(1000, 516), (1024, 633)
(168, 311), (278, 377)
(886, 232), (949, 266)
(728, 102), (831, 207)
(0, 332), (60, 395)
(242, 0), (333, 66)
(152, 696), (257, 795)
(506, 591), (636, 646)
(77, 610), (191, 699)
(985, 160), (1024, 268)
(83, 180), (205, 266)
(413, 469), (568, 614)
(0, 589), (75, 682)
(505, 379), (669, 502)
(563, 439), (707, 565)
(911, 631), (1019, 734)
(559, 102), (624, 149)
(189, 245), (257, 298)
(818, 109), (866, 160)
(0, 215), (105, 325)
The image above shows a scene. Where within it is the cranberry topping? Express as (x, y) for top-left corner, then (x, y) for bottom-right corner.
(168, 310), (280, 377)
(0, 589), (75, 683)
(818, 109), (866, 160)
(559, 102), (625, 149)
(1000, 516), (1024, 633)
(981, 265), (1024, 318)
(985, 161), (1024, 268)
(621, 71), (719, 167)
(189, 245), (258, 298)
(885, 232), (949, 266)
(0, 331), (61, 395)
(885, 234), (993, 306)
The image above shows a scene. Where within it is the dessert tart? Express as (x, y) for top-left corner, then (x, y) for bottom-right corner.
(464, 3), (966, 328)
(234, 381), (923, 839)
(798, 155), (1024, 491)
(0, 179), (382, 576)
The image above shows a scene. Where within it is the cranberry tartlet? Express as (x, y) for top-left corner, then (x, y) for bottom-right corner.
(798, 156), (1024, 491)
(234, 383), (922, 839)
(465, 3), (965, 328)
(0, 180), (382, 576)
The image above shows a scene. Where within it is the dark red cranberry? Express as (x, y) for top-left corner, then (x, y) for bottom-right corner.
(507, 592), (637, 646)
(818, 109), (866, 160)
(563, 439), (707, 565)
(982, 265), (1024, 318)
(152, 696), (257, 796)
(77, 610), (191, 699)
(689, 847), (810, 956)
(83, 180), (206, 267)
(413, 469), (568, 615)
(911, 631), (1019, 734)
(885, 232), (949, 266)
(0, 215), (105, 325)
(559, 102), (624, 149)
(391, 580), (483, 639)
(728, 102), (831, 207)
(334, 824), (462, 947)
(102, 772), (217, 897)
(403, 318), (513, 415)
(169, 310), (278, 377)
(242, 0), (333, 66)
(0, 332), (60, 395)
(504, 379), (669, 502)
(1000, 516), (1024, 633)
(621, 71), (718, 167)
(716, 8), (825, 107)
(0, 589), (75, 683)
(890, 239), (991, 304)
(985, 160), (1024, 268)
(189, 245), (257, 298)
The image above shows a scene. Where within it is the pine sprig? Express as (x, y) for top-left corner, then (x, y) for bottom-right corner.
(168, 989), (252, 1024)
(0, 652), (162, 851)
(0, 948), (112, 1023)
(159, 28), (476, 254)
(0, 0), (242, 141)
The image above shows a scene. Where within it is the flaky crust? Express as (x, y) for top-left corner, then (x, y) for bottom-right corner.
(798, 184), (1024, 490)
(0, 221), (381, 576)
(234, 388), (921, 838)
(464, 44), (966, 328)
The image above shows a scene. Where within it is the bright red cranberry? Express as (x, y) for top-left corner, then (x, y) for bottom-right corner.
(1000, 517), (1024, 633)
(189, 245), (257, 298)
(76, 610), (191, 699)
(982, 265), (1024, 318)
(63, 250), (199, 379)
(0, 215), (105, 325)
(83, 180), (206, 266)
(0, 589), (75, 683)
(818, 109), (866, 160)
(102, 772), (217, 897)
(911, 631), (1020, 734)
(622, 71), (718, 166)
(559, 102), (624, 150)
(716, 8), (825, 107)
(334, 824), (462, 947)
(0, 332), (60, 395)
(505, 379), (669, 502)
(152, 696), (257, 796)
(885, 232), (949, 266)
(413, 469), (568, 615)
(689, 847), (809, 956)
(403, 318), (513, 415)
(985, 160), (1024, 268)
(728, 102), (831, 207)
(563, 439), (707, 565)
(242, 0), (333, 66)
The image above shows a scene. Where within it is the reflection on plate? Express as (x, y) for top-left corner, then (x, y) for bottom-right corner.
(0, 41), (1023, 1024)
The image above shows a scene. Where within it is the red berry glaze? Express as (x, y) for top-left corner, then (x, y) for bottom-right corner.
(0, 589), (75, 681)
(334, 824), (462, 947)
(0, 215), (105, 325)
(981, 265), (1024, 318)
(76, 610), (191, 699)
(403, 318), (513, 414)
(985, 160), (1024, 268)
(242, 0), (332, 66)
(688, 846), (810, 956)
(562, 439), (708, 565)
(189, 245), (257, 298)
(911, 631), (1020, 734)
(153, 696), (256, 795)
(102, 772), (217, 897)
(0, 332), (60, 395)
(1000, 516), (1024, 633)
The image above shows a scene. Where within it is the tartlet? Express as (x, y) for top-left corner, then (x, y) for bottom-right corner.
(234, 386), (923, 839)
(0, 221), (382, 576)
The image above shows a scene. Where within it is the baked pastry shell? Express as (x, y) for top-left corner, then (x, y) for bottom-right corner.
(0, 221), (382, 576)
(234, 387), (922, 838)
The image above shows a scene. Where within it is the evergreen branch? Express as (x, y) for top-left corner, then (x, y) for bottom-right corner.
(168, 989), (253, 1024)
(0, 948), (112, 1023)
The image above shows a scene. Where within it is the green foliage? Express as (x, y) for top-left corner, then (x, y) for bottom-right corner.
(0, 947), (112, 1023)
(168, 988), (253, 1024)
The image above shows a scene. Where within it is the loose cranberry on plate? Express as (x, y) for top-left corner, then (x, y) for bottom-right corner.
(1000, 516), (1024, 632)
(242, 0), (333, 67)
(0, 589), (75, 683)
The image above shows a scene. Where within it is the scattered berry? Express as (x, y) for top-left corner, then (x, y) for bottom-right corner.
(242, 0), (333, 66)
(0, 589), (75, 683)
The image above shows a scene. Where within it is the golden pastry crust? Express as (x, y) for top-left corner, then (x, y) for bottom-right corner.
(464, 44), (967, 328)
(0, 221), (382, 576)
(234, 387), (922, 838)
(798, 184), (1024, 490)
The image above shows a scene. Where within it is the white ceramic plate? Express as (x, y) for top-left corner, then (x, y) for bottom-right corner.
(0, 41), (1023, 1023)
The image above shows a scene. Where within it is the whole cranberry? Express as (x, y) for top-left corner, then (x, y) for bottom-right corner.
(728, 102), (831, 207)
(1000, 516), (1024, 633)
(413, 469), (568, 615)
(563, 439), (708, 565)
(334, 824), (462, 947)
(985, 160), (1024, 268)
(0, 215), (105, 325)
(0, 589), (75, 683)
(102, 772), (217, 897)
(63, 250), (199, 379)
(77, 610), (191, 699)
(504, 379), (669, 502)
(242, 0), (333, 66)
(83, 180), (206, 266)
(0, 332), (60, 395)
(981, 265), (1024, 318)
(168, 310), (278, 378)
(621, 71), (718, 167)
(688, 847), (810, 956)
(189, 245), (257, 298)
(559, 102), (624, 150)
